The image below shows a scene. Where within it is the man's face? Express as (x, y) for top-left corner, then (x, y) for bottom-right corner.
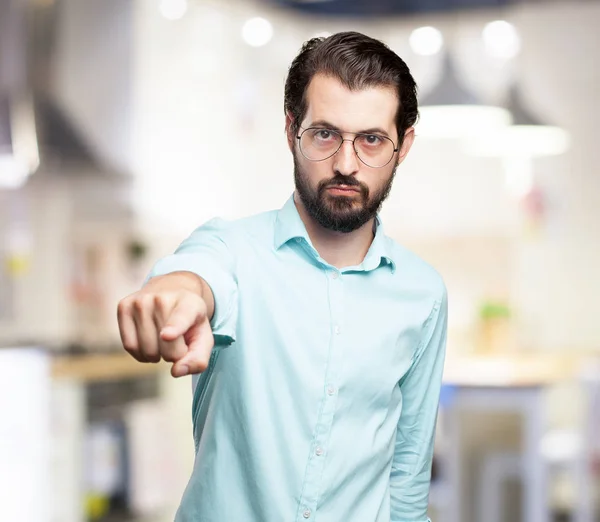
(287, 73), (414, 233)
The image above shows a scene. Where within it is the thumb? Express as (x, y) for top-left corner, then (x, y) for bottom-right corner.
(171, 318), (214, 378)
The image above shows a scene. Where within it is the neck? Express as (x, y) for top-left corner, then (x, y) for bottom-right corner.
(293, 191), (376, 269)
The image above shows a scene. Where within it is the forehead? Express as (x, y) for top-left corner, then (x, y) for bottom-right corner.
(303, 73), (399, 133)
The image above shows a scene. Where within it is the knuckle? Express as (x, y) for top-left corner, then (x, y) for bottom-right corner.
(153, 293), (163, 310)
(146, 353), (161, 363)
(133, 293), (154, 313)
(123, 346), (143, 362)
(117, 298), (131, 318)
(131, 297), (143, 313)
(161, 351), (178, 363)
(122, 340), (138, 353)
(153, 293), (169, 312)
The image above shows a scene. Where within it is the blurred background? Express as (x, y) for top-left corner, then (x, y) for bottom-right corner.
(0, 0), (599, 521)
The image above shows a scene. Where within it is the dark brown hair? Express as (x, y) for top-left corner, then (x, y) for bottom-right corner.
(284, 31), (418, 146)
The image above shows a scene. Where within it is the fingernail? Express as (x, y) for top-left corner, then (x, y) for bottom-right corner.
(176, 365), (189, 377)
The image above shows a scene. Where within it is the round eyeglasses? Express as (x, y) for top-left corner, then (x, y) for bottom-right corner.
(297, 127), (398, 169)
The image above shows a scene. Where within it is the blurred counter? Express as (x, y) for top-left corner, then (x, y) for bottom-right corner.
(51, 352), (166, 382)
(443, 353), (594, 387)
(49, 350), (597, 386)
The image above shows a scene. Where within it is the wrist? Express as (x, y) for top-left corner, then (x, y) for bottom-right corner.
(148, 270), (204, 296)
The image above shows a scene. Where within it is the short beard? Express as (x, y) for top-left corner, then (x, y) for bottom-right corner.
(293, 152), (396, 233)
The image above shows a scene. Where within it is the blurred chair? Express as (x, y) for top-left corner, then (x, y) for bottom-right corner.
(476, 360), (600, 522)
(573, 362), (600, 522)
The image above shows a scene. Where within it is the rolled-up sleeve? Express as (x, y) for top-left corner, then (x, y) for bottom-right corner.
(147, 218), (238, 344)
(390, 287), (448, 522)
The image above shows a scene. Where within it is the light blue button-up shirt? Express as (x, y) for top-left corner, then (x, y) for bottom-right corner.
(148, 195), (448, 522)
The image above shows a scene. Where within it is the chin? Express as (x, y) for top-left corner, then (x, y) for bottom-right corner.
(326, 195), (363, 211)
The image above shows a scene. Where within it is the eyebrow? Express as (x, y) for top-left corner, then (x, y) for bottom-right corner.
(308, 120), (391, 138)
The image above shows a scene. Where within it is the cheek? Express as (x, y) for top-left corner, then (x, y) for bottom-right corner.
(300, 157), (334, 185)
(362, 168), (394, 194)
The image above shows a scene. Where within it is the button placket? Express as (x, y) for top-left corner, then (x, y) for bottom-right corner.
(296, 266), (345, 521)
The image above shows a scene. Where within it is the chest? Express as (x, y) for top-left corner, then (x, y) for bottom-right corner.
(231, 248), (433, 403)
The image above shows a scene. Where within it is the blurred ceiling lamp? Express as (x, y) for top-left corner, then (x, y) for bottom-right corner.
(409, 26), (443, 57)
(465, 84), (570, 198)
(416, 53), (512, 139)
(242, 17), (273, 48)
(159, 0), (187, 21)
(0, 93), (39, 190)
(482, 20), (521, 60)
(466, 84), (570, 158)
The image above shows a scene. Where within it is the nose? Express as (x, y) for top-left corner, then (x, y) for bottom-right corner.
(333, 139), (360, 177)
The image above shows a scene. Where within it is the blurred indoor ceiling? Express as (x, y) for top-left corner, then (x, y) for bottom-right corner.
(0, 0), (112, 189)
(267, 0), (562, 17)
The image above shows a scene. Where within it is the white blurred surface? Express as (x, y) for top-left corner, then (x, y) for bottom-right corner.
(0, 347), (50, 522)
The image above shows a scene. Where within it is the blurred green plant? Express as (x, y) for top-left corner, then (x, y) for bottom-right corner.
(126, 239), (148, 263)
(479, 300), (511, 320)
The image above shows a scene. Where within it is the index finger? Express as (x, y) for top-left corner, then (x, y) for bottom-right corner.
(160, 295), (205, 341)
(171, 319), (214, 377)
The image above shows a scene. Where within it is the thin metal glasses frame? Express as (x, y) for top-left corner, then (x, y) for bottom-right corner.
(296, 127), (399, 168)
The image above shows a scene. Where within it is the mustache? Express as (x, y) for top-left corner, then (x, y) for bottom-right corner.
(319, 174), (368, 198)
(325, 174), (361, 188)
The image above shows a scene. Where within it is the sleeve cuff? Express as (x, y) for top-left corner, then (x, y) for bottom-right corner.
(148, 253), (237, 344)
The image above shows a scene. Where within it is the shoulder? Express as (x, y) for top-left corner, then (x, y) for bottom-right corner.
(384, 236), (447, 302)
(189, 208), (278, 247)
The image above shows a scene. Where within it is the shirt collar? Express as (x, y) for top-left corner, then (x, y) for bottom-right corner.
(274, 194), (396, 273)
(274, 194), (310, 249)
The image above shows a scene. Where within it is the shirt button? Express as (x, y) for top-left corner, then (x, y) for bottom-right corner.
(315, 447), (324, 456)
(303, 509), (311, 518)
(331, 271), (339, 279)
(327, 385), (336, 396)
(334, 325), (341, 335)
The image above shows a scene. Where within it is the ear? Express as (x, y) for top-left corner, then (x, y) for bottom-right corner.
(285, 112), (296, 152)
(396, 127), (415, 166)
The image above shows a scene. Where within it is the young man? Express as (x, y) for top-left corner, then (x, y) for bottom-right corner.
(118, 32), (447, 522)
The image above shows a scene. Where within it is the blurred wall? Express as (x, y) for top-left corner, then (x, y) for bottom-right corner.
(52, 0), (135, 176)
(129, 0), (600, 353)
(1, 0), (599, 352)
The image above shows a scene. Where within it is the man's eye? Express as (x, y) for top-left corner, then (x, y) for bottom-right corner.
(365, 134), (382, 145)
(315, 130), (333, 140)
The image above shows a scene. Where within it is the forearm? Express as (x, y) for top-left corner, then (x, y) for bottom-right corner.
(389, 457), (434, 522)
(391, 291), (447, 521)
